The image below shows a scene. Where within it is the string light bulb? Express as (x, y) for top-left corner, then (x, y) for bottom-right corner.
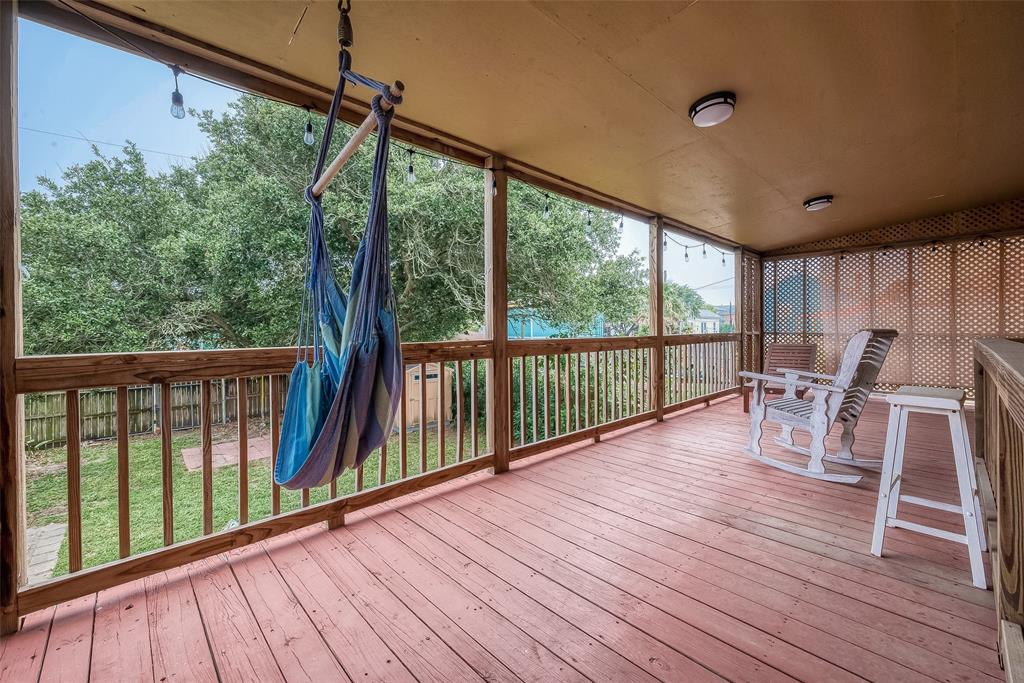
(684, 247), (690, 263)
(406, 149), (416, 184)
(587, 210), (592, 228)
(303, 108), (315, 146)
(543, 195), (550, 220)
(721, 252), (727, 267)
(169, 65), (185, 120)
(619, 215), (624, 229)
(702, 244), (707, 259)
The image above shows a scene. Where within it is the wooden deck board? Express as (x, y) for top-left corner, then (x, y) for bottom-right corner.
(1, 397), (1003, 682)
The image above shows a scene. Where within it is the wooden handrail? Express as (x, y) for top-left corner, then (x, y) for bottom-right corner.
(14, 340), (494, 393)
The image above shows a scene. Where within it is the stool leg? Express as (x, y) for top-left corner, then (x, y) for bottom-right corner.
(886, 408), (910, 524)
(949, 411), (987, 589)
(959, 409), (987, 552)
(872, 405), (902, 557)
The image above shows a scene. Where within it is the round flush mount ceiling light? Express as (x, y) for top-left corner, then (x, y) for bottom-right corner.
(803, 194), (834, 212)
(688, 91), (736, 128)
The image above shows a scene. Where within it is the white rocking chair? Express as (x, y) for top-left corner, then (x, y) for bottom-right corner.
(739, 329), (898, 484)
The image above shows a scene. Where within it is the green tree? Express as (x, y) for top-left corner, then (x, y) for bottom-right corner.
(21, 95), (650, 354)
(663, 282), (711, 334)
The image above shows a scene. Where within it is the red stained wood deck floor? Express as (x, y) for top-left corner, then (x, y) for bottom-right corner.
(0, 397), (1002, 682)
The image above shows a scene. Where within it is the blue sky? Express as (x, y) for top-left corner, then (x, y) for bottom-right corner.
(17, 18), (732, 307)
(17, 19), (235, 192)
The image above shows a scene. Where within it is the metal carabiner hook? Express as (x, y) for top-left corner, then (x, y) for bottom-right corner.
(338, 0), (354, 47)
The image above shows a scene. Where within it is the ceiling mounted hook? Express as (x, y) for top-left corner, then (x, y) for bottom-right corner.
(338, 0), (354, 48)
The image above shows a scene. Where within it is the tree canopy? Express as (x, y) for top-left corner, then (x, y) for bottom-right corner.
(21, 95), (709, 355)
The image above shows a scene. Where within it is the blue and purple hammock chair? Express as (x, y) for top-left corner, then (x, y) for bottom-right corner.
(274, 51), (404, 490)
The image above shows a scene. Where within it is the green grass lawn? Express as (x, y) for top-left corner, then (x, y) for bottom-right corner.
(26, 420), (485, 578)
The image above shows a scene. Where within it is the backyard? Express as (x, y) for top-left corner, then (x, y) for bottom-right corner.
(26, 420), (475, 579)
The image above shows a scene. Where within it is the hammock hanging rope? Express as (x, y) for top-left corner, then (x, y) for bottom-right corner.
(274, 47), (404, 490)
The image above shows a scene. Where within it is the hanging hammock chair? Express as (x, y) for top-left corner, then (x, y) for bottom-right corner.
(274, 47), (405, 490)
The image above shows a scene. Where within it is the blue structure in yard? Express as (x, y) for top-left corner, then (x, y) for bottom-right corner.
(507, 308), (605, 339)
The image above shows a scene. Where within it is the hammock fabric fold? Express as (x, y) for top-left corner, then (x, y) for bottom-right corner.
(274, 53), (403, 490)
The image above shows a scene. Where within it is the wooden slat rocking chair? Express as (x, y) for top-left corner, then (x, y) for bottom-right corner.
(741, 342), (818, 413)
(739, 329), (898, 484)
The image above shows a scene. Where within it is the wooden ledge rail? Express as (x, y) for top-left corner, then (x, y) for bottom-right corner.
(17, 453), (495, 614)
(665, 332), (741, 345)
(975, 337), (1024, 668)
(510, 409), (658, 462)
(311, 80), (405, 197)
(508, 336), (657, 355)
(665, 387), (742, 414)
(14, 339), (493, 393)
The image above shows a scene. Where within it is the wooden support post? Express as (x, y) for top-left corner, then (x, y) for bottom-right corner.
(485, 157), (510, 474)
(0, 0), (22, 635)
(650, 217), (665, 421)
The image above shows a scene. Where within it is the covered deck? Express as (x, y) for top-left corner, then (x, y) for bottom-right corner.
(0, 397), (1000, 682)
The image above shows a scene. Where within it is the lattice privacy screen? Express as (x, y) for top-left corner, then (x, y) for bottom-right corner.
(740, 251), (762, 373)
(762, 236), (1024, 396)
(765, 199), (1024, 256)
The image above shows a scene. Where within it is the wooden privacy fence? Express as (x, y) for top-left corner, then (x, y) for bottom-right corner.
(974, 338), (1024, 669)
(24, 377), (276, 449)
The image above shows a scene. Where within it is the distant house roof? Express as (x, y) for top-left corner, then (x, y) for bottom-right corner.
(696, 310), (720, 320)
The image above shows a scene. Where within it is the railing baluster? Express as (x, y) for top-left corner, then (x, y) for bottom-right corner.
(65, 390), (82, 573)
(356, 461), (364, 493)
(116, 386), (130, 558)
(600, 350), (607, 424)
(518, 357), (526, 447)
(439, 361), (447, 466)
(557, 356), (565, 436)
(160, 382), (174, 545)
(574, 353), (581, 432)
(531, 355), (539, 443)
(400, 365), (409, 476)
(626, 350), (634, 413)
(379, 443), (388, 486)
(419, 362), (428, 473)
(270, 374), (282, 516)
(583, 352), (590, 428)
(456, 360), (465, 461)
(236, 378), (248, 525)
(470, 358), (478, 458)
(200, 380), (213, 535)
(543, 356), (550, 439)
(565, 356), (573, 430)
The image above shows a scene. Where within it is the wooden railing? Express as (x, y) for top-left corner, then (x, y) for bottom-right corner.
(507, 336), (657, 460)
(975, 338), (1024, 674)
(9, 333), (742, 616)
(11, 339), (494, 614)
(664, 333), (740, 412)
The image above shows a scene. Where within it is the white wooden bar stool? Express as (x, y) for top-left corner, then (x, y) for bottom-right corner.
(871, 386), (988, 589)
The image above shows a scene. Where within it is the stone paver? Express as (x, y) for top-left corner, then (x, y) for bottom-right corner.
(26, 523), (66, 584)
(181, 435), (272, 472)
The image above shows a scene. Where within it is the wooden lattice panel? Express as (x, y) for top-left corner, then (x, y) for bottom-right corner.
(805, 256), (836, 373)
(956, 241), (1001, 336)
(775, 259), (805, 335)
(762, 260), (777, 342)
(1005, 237), (1024, 336)
(740, 252), (762, 372)
(837, 252), (872, 336)
(761, 230), (1023, 394)
(764, 198), (1024, 257)
(909, 244), (953, 387)
(873, 249), (912, 386)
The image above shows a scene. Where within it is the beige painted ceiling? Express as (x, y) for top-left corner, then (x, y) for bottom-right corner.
(94, 0), (1024, 251)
